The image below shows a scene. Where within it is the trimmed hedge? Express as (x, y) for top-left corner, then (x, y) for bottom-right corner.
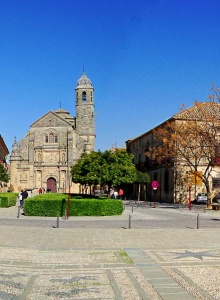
(23, 193), (123, 217)
(69, 199), (123, 216)
(0, 193), (17, 207)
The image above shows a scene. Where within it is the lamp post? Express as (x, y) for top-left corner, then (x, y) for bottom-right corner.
(67, 172), (72, 219)
(188, 185), (192, 210)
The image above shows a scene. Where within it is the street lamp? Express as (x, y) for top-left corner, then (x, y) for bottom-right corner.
(67, 171), (72, 219)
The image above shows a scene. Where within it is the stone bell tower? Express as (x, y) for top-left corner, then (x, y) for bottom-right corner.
(75, 72), (95, 158)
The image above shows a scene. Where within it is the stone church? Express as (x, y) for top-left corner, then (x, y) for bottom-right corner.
(10, 72), (95, 193)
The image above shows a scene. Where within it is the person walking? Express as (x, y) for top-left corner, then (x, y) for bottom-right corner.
(118, 188), (124, 200)
(21, 189), (28, 208)
(113, 190), (118, 199)
(19, 190), (23, 208)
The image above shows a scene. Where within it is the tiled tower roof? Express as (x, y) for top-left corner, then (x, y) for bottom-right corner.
(76, 72), (93, 87)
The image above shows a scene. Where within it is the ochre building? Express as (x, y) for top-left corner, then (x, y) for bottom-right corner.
(10, 72), (95, 193)
(126, 102), (220, 203)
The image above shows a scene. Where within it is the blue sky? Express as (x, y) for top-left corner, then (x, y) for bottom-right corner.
(1, 0), (220, 154)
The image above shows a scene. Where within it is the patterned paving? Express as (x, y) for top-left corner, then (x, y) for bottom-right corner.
(1, 246), (220, 299)
(142, 249), (220, 300)
(0, 247), (161, 300)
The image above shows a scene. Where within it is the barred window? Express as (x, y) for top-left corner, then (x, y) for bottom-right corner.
(213, 178), (220, 189)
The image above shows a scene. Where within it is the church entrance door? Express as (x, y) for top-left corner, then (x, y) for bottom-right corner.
(47, 177), (57, 193)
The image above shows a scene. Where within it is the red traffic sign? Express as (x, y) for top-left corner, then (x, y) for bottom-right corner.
(151, 180), (159, 189)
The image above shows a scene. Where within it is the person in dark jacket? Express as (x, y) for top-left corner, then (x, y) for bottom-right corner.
(21, 189), (28, 208)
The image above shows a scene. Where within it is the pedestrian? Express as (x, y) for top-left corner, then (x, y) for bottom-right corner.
(118, 188), (124, 200)
(19, 190), (23, 208)
(113, 190), (118, 199)
(23, 189), (28, 199)
(21, 189), (28, 208)
(39, 188), (42, 194)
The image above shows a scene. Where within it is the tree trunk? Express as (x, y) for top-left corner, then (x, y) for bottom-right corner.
(204, 180), (211, 208)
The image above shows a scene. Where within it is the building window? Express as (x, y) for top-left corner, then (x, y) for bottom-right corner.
(138, 153), (141, 162)
(82, 91), (86, 101)
(164, 169), (169, 192)
(213, 178), (220, 189)
(45, 133), (58, 143)
(153, 171), (158, 181)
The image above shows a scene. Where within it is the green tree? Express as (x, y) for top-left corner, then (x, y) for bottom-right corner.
(0, 164), (9, 186)
(71, 151), (103, 187)
(71, 149), (137, 192)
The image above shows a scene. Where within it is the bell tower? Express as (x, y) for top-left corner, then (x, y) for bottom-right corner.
(75, 72), (95, 158)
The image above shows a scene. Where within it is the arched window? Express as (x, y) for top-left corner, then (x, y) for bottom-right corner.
(82, 91), (86, 101)
(45, 133), (58, 143)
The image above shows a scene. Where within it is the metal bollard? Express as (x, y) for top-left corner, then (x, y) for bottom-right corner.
(197, 213), (200, 229)
(128, 215), (131, 229)
(57, 215), (59, 228)
(63, 209), (67, 220)
(132, 205), (134, 213)
(17, 206), (20, 218)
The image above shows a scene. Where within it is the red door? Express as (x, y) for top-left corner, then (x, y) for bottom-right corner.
(47, 177), (57, 193)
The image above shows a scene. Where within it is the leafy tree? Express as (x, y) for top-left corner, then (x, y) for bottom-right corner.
(145, 101), (220, 207)
(0, 163), (9, 186)
(71, 151), (103, 188)
(71, 149), (137, 192)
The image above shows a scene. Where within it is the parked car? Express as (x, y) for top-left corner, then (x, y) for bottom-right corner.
(196, 193), (207, 204)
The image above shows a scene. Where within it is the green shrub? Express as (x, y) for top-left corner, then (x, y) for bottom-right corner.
(24, 194), (123, 216)
(0, 193), (17, 207)
(70, 199), (123, 216)
(24, 198), (67, 216)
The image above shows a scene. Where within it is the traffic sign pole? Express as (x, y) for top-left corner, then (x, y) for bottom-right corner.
(151, 181), (159, 208)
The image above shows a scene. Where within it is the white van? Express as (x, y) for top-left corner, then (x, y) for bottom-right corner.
(196, 193), (207, 204)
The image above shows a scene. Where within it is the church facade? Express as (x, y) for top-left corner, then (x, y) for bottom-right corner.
(10, 72), (95, 193)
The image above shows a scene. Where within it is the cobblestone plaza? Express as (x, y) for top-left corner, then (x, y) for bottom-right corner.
(0, 202), (220, 299)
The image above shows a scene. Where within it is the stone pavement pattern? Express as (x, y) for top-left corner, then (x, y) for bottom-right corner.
(0, 203), (220, 299)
